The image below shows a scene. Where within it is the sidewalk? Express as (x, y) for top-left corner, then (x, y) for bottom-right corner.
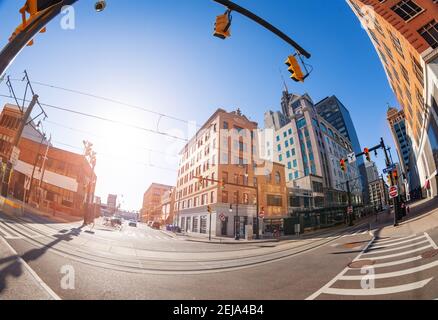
(371, 197), (438, 238)
(0, 236), (60, 300)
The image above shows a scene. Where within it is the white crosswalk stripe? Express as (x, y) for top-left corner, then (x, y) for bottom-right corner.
(307, 232), (438, 300)
(0, 221), (42, 240)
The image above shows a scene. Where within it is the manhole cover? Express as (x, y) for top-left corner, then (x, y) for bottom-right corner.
(348, 260), (375, 269)
(343, 241), (368, 249)
(422, 249), (438, 260)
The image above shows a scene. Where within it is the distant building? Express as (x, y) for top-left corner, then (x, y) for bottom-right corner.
(141, 183), (173, 222)
(387, 107), (420, 192)
(265, 92), (363, 209)
(315, 95), (369, 203)
(365, 161), (380, 183)
(347, 0), (438, 198)
(0, 104), (97, 218)
(161, 188), (175, 224)
(368, 178), (389, 210)
(107, 194), (117, 213)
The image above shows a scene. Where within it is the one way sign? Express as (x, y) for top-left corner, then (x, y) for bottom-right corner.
(347, 152), (356, 164)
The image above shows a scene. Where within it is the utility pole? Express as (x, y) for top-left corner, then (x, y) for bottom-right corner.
(381, 138), (399, 227)
(1, 94), (39, 197)
(235, 190), (240, 240)
(346, 180), (353, 226)
(25, 132), (46, 203)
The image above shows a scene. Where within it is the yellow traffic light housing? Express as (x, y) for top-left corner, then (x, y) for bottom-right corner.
(214, 10), (232, 39)
(207, 205), (212, 214)
(393, 170), (399, 183)
(285, 55), (305, 82)
(364, 148), (371, 162)
(340, 159), (346, 172)
(9, 0), (50, 46)
(219, 179), (226, 190)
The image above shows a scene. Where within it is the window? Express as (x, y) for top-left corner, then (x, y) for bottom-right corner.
(267, 195), (282, 207)
(222, 191), (228, 203)
(243, 193), (249, 205)
(223, 121), (229, 129)
(275, 172), (281, 184)
(389, 30), (404, 58)
(392, 0), (423, 21)
(419, 20), (438, 49)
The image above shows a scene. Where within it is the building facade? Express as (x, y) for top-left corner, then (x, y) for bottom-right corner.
(141, 183), (173, 223)
(365, 160), (380, 183)
(161, 188), (175, 224)
(347, 0), (438, 198)
(387, 107), (421, 191)
(174, 108), (287, 238)
(0, 104), (96, 218)
(315, 95), (369, 202)
(265, 92), (363, 210)
(369, 178), (390, 209)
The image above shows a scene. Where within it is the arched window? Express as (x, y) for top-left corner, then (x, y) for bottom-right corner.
(275, 171), (281, 184)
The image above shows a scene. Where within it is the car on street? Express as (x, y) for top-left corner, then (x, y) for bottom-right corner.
(128, 220), (137, 227)
(151, 221), (161, 230)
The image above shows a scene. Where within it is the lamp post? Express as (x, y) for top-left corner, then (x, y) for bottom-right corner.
(234, 190), (240, 240)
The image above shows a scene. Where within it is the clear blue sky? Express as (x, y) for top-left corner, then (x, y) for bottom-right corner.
(0, 0), (398, 210)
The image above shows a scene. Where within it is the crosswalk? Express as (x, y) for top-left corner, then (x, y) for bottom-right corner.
(121, 230), (177, 241)
(308, 232), (438, 299)
(0, 220), (43, 240)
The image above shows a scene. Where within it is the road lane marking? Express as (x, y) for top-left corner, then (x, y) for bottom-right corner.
(364, 239), (429, 255)
(424, 232), (438, 250)
(371, 256), (423, 268)
(323, 278), (433, 296)
(373, 234), (418, 245)
(0, 222), (24, 239)
(305, 236), (376, 300)
(0, 236), (61, 300)
(364, 245), (432, 260)
(341, 260), (438, 280)
(369, 235), (426, 249)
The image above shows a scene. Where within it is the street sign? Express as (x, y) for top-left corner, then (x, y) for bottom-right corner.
(10, 146), (20, 167)
(383, 165), (396, 174)
(219, 213), (226, 222)
(347, 152), (356, 164)
(389, 186), (399, 199)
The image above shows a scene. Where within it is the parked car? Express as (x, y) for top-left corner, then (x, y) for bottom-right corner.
(128, 220), (137, 227)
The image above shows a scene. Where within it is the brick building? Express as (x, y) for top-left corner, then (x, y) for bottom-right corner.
(0, 104), (97, 218)
(140, 183), (173, 223)
(174, 108), (287, 238)
(347, 0), (438, 197)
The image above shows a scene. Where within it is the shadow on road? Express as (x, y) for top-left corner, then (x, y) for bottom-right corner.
(0, 226), (84, 294)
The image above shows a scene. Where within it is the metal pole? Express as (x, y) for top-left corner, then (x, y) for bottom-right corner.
(347, 180), (353, 226)
(212, 0), (311, 58)
(235, 190), (240, 240)
(26, 134), (46, 203)
(209, 210), (212, 241)
(381, 138), (398, 226)
(256, 184), (260, 239)
(1, 95), (39, 197)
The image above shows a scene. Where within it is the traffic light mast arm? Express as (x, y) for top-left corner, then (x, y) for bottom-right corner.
(197, 176), (257, 190)
(0, 0), (79, 78)
(212, 0), (311, 59)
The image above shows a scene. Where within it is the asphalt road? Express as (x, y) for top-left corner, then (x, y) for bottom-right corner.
(1, 211), (438, 300)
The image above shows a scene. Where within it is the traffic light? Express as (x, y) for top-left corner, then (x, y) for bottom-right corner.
(219, 179), (226, 190)
(392, 170), (399, 183)
(285, 55), (305, 82)
(207, 205), (212, 214)
(340, 159), (346, 172)
(214, 10), (232, 39)
(364, 148), (371, 162)
(197, 176), (204, 188)
(9, 0), (56, 46)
